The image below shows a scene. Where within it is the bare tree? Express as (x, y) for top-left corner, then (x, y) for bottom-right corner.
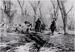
(36, 0), (45, 25)
(29, 1), (40, 28)
(0, 0), (16, 36)
(51, 0), (59, 21)
(17, 0), (24, 16)
(57, 0), (73, 34)
(17, 0), (30, 21)
(2, 0), (16, 24)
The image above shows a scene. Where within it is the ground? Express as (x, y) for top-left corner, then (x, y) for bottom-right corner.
(0, 27), (75, 52)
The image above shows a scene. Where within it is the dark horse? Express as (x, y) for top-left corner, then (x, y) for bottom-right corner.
(50, 18), (56, 35)
(35, 18), (41, 32)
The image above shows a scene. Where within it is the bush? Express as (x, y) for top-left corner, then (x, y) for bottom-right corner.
(68, 25), (75, 31)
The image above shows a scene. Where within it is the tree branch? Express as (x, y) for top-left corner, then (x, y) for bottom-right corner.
(66, 5), (73, 15)
(22, 0), (24, 7)
(17, 0), (23, 9)
(51, 1), (58, 21)
(57, 0), (64, 20)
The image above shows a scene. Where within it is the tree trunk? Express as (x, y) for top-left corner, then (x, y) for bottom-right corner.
(63, 15), (67, 35)
(57, 0), (67, 35)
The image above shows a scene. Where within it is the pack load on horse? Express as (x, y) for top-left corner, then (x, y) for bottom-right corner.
(40, 24), (46, 32)
(24, 21), (32, 33)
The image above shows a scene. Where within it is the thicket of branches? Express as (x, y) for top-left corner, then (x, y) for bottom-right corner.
(0, 0), (74, 32)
